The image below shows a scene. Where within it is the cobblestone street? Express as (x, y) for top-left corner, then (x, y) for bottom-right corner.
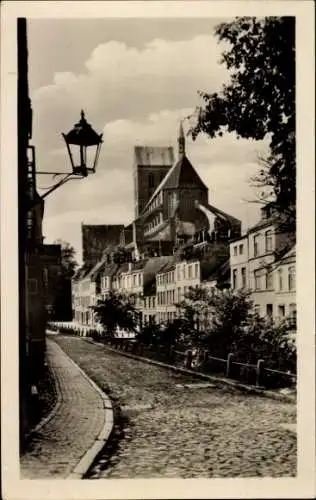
(20, 338), (106, 479)
(53, 335), (297, 479)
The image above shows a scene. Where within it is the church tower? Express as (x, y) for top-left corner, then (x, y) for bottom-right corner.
(133, 146), (174, 218)
(178, 120), (185, 158)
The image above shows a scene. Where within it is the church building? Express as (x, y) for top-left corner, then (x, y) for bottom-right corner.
(122, 123), (241, 259)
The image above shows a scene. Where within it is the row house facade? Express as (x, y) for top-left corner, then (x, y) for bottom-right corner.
(156, 258), (201, 324)
(230, 205), (296, 325)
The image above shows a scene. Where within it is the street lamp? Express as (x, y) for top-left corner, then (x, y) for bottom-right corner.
(37, 110), (103, 199)
(62, 110), (103, 177)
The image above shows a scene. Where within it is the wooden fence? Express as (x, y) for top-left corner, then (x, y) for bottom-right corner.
(48, 322), (296, 389)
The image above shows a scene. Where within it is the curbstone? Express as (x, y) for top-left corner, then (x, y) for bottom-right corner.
(83, 338), (296, 404)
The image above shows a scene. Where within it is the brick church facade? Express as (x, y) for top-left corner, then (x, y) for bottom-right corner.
(122, 122), (241, 260)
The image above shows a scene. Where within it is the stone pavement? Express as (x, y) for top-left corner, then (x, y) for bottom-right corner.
(20, 338), (106, 479)
(54, 336), (297, 479)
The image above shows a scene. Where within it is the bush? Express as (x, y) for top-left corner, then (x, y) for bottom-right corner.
(179, 287), (296, 386)
(136, 322), (162, 346)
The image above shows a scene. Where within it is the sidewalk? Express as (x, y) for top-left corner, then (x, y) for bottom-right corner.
(20, 338), (107, 479)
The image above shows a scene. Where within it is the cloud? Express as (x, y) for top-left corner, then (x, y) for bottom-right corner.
(30, 30), (271, 263)
(31, 34), (229, 158)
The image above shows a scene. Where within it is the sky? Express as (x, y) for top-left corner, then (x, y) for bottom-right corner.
(28, 18), (269, 264)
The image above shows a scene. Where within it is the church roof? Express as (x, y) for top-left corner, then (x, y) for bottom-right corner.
(140, 154), (208, 215)
(198, 202), (241, 227)
(163, 155), (208, 191)
(134, 146), (174, 166)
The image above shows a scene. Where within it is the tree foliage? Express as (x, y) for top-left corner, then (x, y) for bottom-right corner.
(179, 287), (296, 373)
(54, 239), (78, 279)
(190, 17), (295, 229)
(92, 291), (138, 336)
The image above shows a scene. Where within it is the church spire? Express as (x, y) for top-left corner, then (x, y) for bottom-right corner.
(178, 120), (185, 158)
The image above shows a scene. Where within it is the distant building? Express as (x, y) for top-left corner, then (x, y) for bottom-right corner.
(230, 204), (296, 325)
(82, 223), (124, 267)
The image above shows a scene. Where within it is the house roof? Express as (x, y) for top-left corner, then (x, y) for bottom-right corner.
(72, 264), (93, 281)
(134, 146), (174, 167)
(86, 259), (106, 280)
(200, 252), (230, 282)
(142, 256), (175, 295)
(207, 259), (230, 282)
(131, 260), (148, 271)
(276, 245), (296, 266)
(103, 263), (119, 277)
(246, 215), (279, 234)
(115, 262), (130, 276)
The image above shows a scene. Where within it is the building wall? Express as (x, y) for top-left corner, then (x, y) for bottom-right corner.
(230, 222), (296, 323)
(274, 256), (296, 322)
(73, 277), (96, 326)
(230, 236), (249, 290)
(156, 268), (177, 323)
(143, 295), (157, 324)
(155, 260), (201, 324)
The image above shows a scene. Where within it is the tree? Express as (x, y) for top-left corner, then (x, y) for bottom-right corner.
(54, 239), (78, 279)
(92, 291), (138, 337)
(179, 286), (296, 379)
(180, 287), (254, 356)
(47, 240), (78, 320)
(190, 17), (295, 230)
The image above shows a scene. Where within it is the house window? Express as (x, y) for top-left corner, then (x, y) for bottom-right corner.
(288, 266), (295, 291)
(266, 271), (273, 290)
(177, 287), (181, 302)
(233, 246), (237, 256)
(232, 269), (237, 289)
(288, 303), (297, 329)
(239, 244), (243, 255)
(241, 267), (246, 288)
(254, 235), (260, 257)
(266, 304), (273, 317)
(188, 265), (192, 279)
(254, 271), (261, 290)
(278, 269), (284, 291)
(177, 267), (180, 281)
(183, 266), (186, 279)
(195, 263), (199, 278)
(265, 230), (273, 252)
(278, 304), (285, 318)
